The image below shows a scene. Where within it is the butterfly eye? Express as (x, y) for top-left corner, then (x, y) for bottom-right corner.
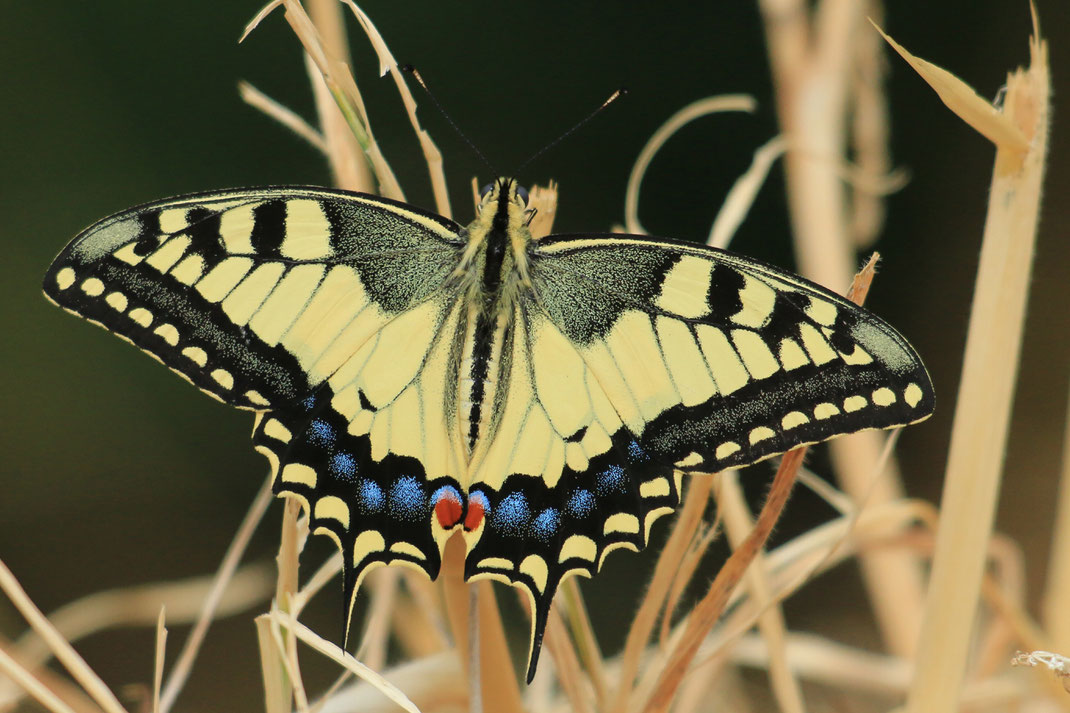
(479, 183), (494, 198)
(515, 185), (530, 206)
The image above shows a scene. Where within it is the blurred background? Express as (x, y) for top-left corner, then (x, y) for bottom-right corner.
(1, 2), (1067, 709)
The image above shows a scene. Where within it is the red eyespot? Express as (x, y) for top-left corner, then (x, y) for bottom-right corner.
(433, 488), (463, 529)
(464, 497), (486, 531)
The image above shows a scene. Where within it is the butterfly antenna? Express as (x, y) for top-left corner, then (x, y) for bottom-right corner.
(515, 88), (628, 175)
(401, 64), (498, 176)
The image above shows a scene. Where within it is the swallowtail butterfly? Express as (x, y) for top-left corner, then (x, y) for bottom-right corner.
(44, 179), (933, 680)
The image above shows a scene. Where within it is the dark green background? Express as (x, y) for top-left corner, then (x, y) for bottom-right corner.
(2, 2), (1067, 709)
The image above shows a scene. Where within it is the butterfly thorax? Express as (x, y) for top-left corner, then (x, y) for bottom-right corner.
(455, 179), (534, 466)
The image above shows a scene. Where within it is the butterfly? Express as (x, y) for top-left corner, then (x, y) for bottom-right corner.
(43, 178), (933, 680)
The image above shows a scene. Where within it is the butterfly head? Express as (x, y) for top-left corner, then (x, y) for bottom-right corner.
(477, 178), (529, 212)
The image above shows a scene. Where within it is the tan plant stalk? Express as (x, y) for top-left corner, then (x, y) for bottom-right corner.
(758, 0), (926, 659)
(1044, 384), (1070, 651)
(885, 11), (1050, 709)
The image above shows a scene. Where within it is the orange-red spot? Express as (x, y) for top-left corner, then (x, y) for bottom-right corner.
(464, 499), (485, 531)
(435, 492), (463, 529)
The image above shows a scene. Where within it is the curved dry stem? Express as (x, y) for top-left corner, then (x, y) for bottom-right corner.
(624, 95), (756, 236)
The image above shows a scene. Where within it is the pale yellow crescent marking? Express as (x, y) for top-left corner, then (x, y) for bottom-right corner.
(597, 541), (639, 571)
(844, 395), (868, 412)
(749, 426), (776, 444)
(675, 452), (702, 468)
(105, 292), (128, 312)
(145, 236), (191, 273)
(55, 268), (77, 290)
(153, 323), (179, 347)
(158, 208), (188, 234)
(221, 262), (286, 326)
(353, 530), (386, 565)
(264, 418), (291, 443)
(558, 535), (597, 563)
(838, 343), (874, 366)
(389, 541), (427, 560)
(814, 402), (839, 419)
(798, 323), (838, 365)
(219, 203), (256, 253)
(565, 442), (588, 473)
(81, 277), (105, 296)
(314, 496), (351, 529)
(281, 463), (317, 487)
(281, 199), (333, 259)
(128, 307), (153, 328)
(695, 324), (749, 395)
(210, 368), (234, 390)
(731, 329), (780, 380)
(644, 506), (674, 540)
(245, 390), (270, 407)
(603, 513), (640, 535)
(112, 243), (146, 266)
(519, 555), (549, 592)
(655, 316), (716, 406)
(655, 255), (713, 318)
(778, 338), (809, 371)
(170, 254), (206, 285)
(477, 557), (514, 570)
(639, 478), (671, 498)
(904, 383), (923, 407)
(716, 441), (741, 459)
(181, 346), (208, 367)
(782, 411), (809, 430)
(248, 264), (325, 346)
(872, 387), (896, 406)
(731, 274), (777, 328)
(805, 297), (838, 326)
(196, 257), (254, 302)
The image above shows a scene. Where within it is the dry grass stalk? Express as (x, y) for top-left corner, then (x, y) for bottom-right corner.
(720, 471), (806, 713)
(0, 559), (127, 713)
(158, 473), (274, 713)
(623, 95), (757, 236)
(1046, 385), (1070, 652)
(759, 0), (926, 660)
(877, 9), (1050, 712)
(152, 609), (166, 713)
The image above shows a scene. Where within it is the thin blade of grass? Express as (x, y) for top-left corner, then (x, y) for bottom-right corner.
(561, 577), (607, 707)
(159, 473), (274, 713)
(152, 608), (166, 713)
(256, 615), (293, 713)
(0, 558), (127, 713)
(239, 81), (327, 153)
(0, 646), (80, 713)
(271, 611), (424, 713)
(339, 0), (452, 218)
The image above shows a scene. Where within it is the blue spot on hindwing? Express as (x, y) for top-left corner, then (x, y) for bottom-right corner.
(357, 479), (384, 514)
(566, 489), (595, 518)
(627, 439), (649, 463)
(531, 508), (560, 542)
(305, 419), (335, 449)
(597, 464), (627, 495)
(329, 452), (357, 482)
(491, 492), (530, 536)
(389, 476), (426, 522)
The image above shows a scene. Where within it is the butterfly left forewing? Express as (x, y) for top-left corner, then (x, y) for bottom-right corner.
(44, 187), (465, 409)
